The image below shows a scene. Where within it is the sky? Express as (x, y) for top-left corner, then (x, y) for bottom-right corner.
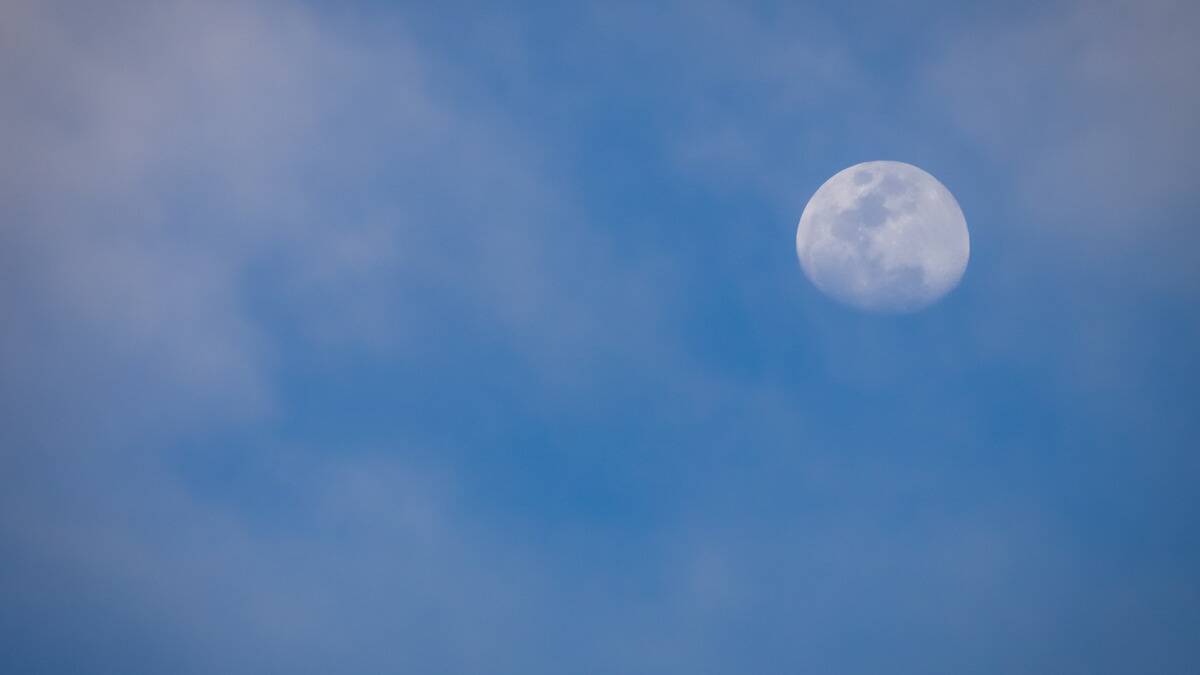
(2, 0), (1199, 672)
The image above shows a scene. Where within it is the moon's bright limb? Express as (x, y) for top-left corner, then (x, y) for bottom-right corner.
(796, 161), (970, 313)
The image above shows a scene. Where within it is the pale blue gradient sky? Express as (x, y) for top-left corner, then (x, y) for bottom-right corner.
(2, 1), (1198, 672)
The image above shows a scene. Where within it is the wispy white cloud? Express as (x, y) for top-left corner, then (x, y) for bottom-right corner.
(3, 1), (1198, 672)
(924, 0), (1200, 269)
(0, 0), (674, 436)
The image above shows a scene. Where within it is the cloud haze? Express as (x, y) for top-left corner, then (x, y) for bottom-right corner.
(2, 0), (1198, 673)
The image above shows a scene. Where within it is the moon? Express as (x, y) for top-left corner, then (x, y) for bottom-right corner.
(795, 161), (969, 313)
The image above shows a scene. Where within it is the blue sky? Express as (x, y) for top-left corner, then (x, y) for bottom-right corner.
(2, 0), (1199, 672)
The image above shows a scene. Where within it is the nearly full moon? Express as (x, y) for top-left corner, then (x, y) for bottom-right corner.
(796, 161), (970, 313)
